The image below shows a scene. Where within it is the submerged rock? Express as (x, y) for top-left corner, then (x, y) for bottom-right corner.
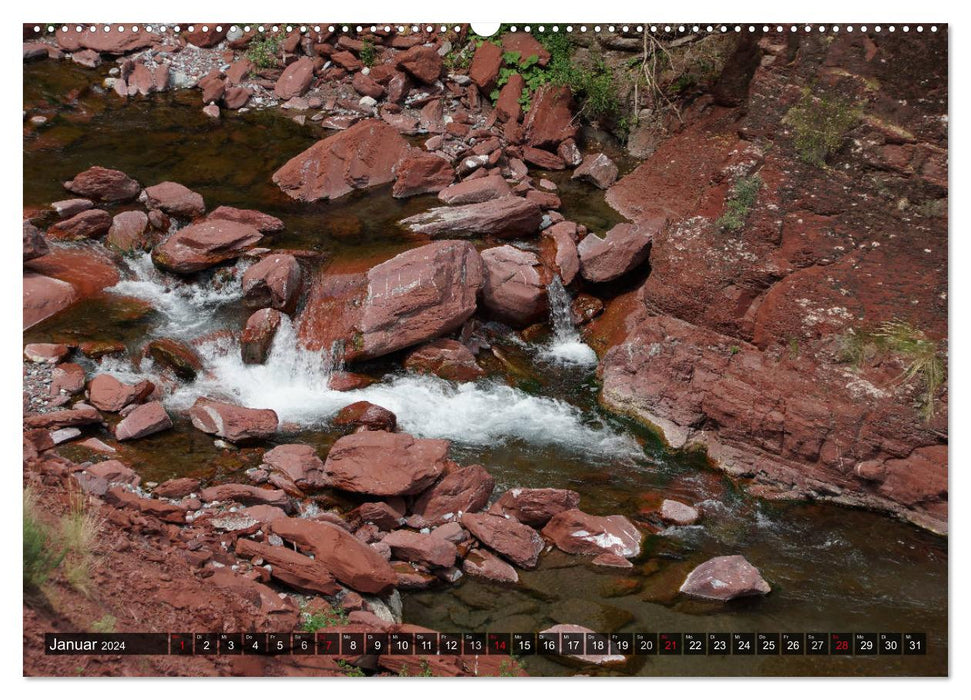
(679, 555), (771, 601)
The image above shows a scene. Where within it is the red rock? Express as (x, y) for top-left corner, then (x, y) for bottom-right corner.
(270, 516), (397, 594)
(392, 151), (454, 198)
(190, 398), (278, 442)
(469, 41), (503, 93)
(223, 86), (252, 110)
(489, 488), (581, 527)
(240, 308), (283, 365)
(525, 85), (577, 149)
(140, 182), (206, 218)
(24, 405), (101, 430)
(23, 343), (69, 363)
(382, 530), (457, 568)
(208, 569), (298, 621)
(184, 25), (228, 48)
(352, 72), (385, 99)
(577, 222), (652, 283)
(333, 401), (397, 432)
(107, 210), (149, 251)
(202, 104), (220, 119)
(331, 50), (362, 71)
(400, 196), (542, 238)
(51, 199), (93, 218)
(129, 63), (154, 96)
(62, 167), (140, 202)
(541, 509), (642, 558)
(22, 272), (74, 329)
(323, 431), (449, 496)
(275, 57), (316, 99)
(86, 459), (140, 487)
(396, 45), (442, 84)
(226, 57), (253, 85)
(154, 477), (200, 499)
(198, 74), (226, 104)
(262, 444), (327, 489)
(23, 221), (49, 261)
(418, 99), (444, 132)
(480, 245), (548, 326)
(501, 33), (551, 66)
(412, 464), (494, 523)
(199, 483), (290, 508)
(539, 624), (625, 665)
(679, 555), (771, 601)
(525, 189), (561, 210)
(273, 119), (410, 202)
(56, 25), (158, 54)
(207, 205), (285, 234)
(51, 363), (86, 396)
(659, 499), (700, 526)
(239, 504), (288, 526)
(386, 71), (411, 104)
(354, 502), (405, 530)
(236, 538), (340, 595)
(152, 219), (262, 274)
(403, 339), (485, 382)
(495, 73), (525, 123)
(87, 373), (140, 412)
(572, 153), (619, 189)
(462, 548), (519, 583)
(23, 42), (49, 61)
(47, 209), (112, 240)
(71, 49), (102, 69)
(105, 486), (186, 523)
(438, 174), (512, 205)
(461, 512), (543, 569)
(592, 553), (634, 568)
(242, 254), (302, 312)
(328, 372), (377, 391)
(144, 338), (203, 380)
(541, 221), (580, 285)
(523, 146), (566, 171)
(114, 401), (173, 441)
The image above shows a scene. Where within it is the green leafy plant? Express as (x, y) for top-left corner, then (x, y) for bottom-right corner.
(91, 615), (117, 633)
(336, 659), (366, 677)
(300, 605), (348, 631)
(498, 656), (525, 677)
(716, 174), (762, 231)
(398, 658), (434, 677)
(24, 487), (64, 592)
(246, 34), (283, 69)
(841, 320), (945, 421)
(785, 88), (861, 166)
(359, 40), (376, 68)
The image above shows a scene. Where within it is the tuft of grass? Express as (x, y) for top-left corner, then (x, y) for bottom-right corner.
(841, 320), (945, 420)
(91, 614), (117, 633)
(336, 659), (366, 677)
(24, 487), (65, 592)
(398, 658), (434, 677)
(498, 656), (525, 677)
(246, 34), (283, 69)
(716, 175), (762, 231)
(359, 40), (376, 68)
(300, 605), (348, 631)
(785, 88), (861, 166)
(59, 491), (103, 596)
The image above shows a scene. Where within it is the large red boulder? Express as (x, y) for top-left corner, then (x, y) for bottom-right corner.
(679, 555), (771, 601)
(144, 338), (203, 380)
(501, 33), (551, 67)
(577, 223), (652, 283)
(412, 464), (495, 523)
(461, 512), (544, 569)
(199, 483), (290, 508)
(140, 181), (206, 218)
(106, 210), (150, 251)
(462, 548), (519, 583)
(274, 57), (316, 99)
(468, 41), (503, 93)
(241, 253), (302, 312)
(114, 401), (173, 441)
(541, 509), (642, 558)
(392, 151), (454, 198)
(270, 516), (397, 594)
(322, 431), (450, 496)
(396, 45), (442, 84)
(480, 245), (549, 326)
(262, 444), (327, 489)
(572, 153), (619, 189)
(189, 397), (278, 442)
(236, 538), (340, 595)
(272, 119), (410, 202)
(47, 209), (112, 240)
(495, 73), (526, 123)
(152, 219), (262, 274)
(399, 197), (542, 238)
(489, 488), (581, 527)
(660, 499), (700, 526)
(240, 308), (283, 365)
(525, 85), (577, 149)
(207, 206), (285, 233)
(63, 166), (141, 202)
(403, 339), (485, 382)
(333, 401), (397, 432)
(438, 173), (512, 205)
(381, 530), (457, 568)
(55, 25), (158, 54)
(541, 220), (580, 285)
(87, 373), (140, 412)
(23, 273), (75, 329)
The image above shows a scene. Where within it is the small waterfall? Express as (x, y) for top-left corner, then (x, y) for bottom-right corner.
(539, 276), (598, 366)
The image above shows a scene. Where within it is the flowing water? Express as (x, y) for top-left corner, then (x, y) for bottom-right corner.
(23, 61), (947, 676)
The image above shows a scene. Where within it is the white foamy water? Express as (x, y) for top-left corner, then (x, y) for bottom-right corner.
(537, 277), (598, 366)
(105, 253), (247, 337)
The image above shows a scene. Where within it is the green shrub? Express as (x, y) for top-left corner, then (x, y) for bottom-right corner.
(716, 175), (762, 231)
(24, 487), (64, 592)
(336, 659), (366, 677)
(300, 606), (348, 631)
(785, 88), (860, 166)
(246, 34), (283, 69)
(359, 40), (376, 68)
